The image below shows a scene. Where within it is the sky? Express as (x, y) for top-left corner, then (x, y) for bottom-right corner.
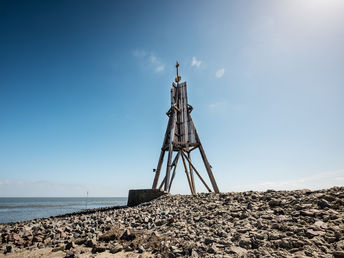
(0, 0), (343, 197)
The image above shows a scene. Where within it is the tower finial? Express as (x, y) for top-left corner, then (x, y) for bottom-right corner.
(175, 61), (181, 83)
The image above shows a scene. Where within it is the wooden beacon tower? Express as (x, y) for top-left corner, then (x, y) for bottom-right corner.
(152, 62), (219, 194)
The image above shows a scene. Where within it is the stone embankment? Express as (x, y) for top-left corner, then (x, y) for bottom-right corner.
(1, 187), (344, 257)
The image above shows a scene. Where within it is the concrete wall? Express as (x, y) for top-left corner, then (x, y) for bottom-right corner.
(127, 189), (167, 207)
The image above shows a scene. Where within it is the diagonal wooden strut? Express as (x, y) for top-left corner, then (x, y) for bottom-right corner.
(180, 151), (196, 195)
(168, 152), (181, 192)
(158, 151), (180, 191)
(188, 152), (196, 194)
(181, 151), (212, 192)
(152, 149), (165, 189)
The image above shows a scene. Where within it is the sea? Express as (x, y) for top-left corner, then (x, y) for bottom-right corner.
(0, 197), (127, 224)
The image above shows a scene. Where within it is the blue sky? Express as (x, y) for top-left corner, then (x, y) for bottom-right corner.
(0, 0), (343, 197)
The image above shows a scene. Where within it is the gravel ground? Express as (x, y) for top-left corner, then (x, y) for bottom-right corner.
(1, 187), (344, 257)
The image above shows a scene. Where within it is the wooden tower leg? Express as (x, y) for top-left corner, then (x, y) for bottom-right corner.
(198, 143), (219, 193)
(152, 150), (165, 189)
(164, 111), (177, 191)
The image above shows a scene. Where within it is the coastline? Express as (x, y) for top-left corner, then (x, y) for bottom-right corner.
(1, 187), (344, 257)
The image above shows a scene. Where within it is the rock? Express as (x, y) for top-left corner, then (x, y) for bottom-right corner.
(318, 199), (330, 208)
(314, 220), (327, 229)
(306, 229), (325, 238)
(155, 220), (164, 226)
(92, 244), (106, 253)
(52, 245), (65, 252)
(43, 237), (52, 246)
(228, 246), (247, 256)
(5, 245), (14, 254)
(269, 199), (281, 207)
(300, 209), (319, 217)
(65, 241), (75, 250)
(64, 250), (75, 258)
(171, 245), (183, 254)
(84, 239), (96, 247)
(333, 251), (344, 258)
(207, 243), (219, 254)
(74, 238), (86, 245)
(99, 229), (120, 242)
(239, 237), (251, 249)
(138, 245), (145, 253)
(120, 229), (135, 241)
(110, 243), (123, 254)
(32, 235), (43, 243)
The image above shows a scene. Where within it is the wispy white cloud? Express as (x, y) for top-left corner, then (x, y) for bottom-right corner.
(216, 68), (225, 78)
(150, 55), (158, 63)
(133, 50), (165, 73)
(191, 56), (202, 68)
(155, 65), (165, 72)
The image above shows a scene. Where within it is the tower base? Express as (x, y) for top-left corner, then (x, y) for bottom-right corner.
(127, 189), (167, 207)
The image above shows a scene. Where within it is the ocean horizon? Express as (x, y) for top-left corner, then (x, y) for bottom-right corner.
(0, 197), (128, 224)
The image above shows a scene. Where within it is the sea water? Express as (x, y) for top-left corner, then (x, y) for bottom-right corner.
(0, 197), (127, 224)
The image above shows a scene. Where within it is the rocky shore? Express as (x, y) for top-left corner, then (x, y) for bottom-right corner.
(1, 187), (344, 257)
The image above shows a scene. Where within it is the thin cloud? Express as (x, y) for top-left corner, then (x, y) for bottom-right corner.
(133, 50), (165, 73)
(191, 56), (202, 68)
(155, 65), (165, 72)
(150, 55), (158, 63)
(216, 68), (225, 78)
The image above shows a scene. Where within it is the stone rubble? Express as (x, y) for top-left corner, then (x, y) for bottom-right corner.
(1, 187), (344, 257)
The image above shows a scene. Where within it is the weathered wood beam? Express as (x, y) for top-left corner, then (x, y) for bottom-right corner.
(189, 146), (199, 152)
(173, 142), (199, 147)
(188, 152), (196, 194)
(168, 152), (180, 192)
(158, 175), (166, 190)
(152, 150), (165, 189)
(158, 152), (179, 191)
(181, 151), (212, 193)
(164, 111), (177, 191)
(180, 151), (196, 195)
(197, 143), (220, 193)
